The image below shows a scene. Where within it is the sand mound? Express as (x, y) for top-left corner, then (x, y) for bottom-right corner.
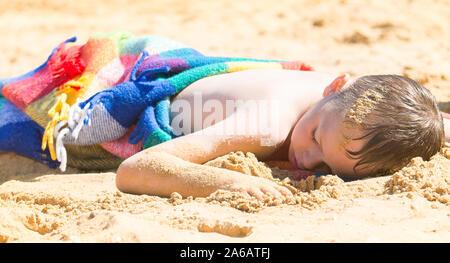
(202, 152), (350, 211)
(199, 148), (449, 212)
(385, 145), (450, 205)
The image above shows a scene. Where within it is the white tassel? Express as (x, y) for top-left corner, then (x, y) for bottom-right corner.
(58, 143), (68, 172)
(53, 121), (70, 172)
(56, 128), (68, 161)
(68, 104), (76, 129)
(68, 98), (82, 129)
(53, 120), (68, 139)
(72, 102), (91, 140)
(56, 128), (69, 172)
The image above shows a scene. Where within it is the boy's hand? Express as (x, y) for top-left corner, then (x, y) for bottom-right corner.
(225, 175), (293, 200)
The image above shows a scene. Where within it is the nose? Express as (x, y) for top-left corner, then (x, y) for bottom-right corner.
(302, 147), (326, 171)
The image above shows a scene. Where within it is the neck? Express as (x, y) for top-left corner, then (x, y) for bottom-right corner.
(266, 109), (304, 161)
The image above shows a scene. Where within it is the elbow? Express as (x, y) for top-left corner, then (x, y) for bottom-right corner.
(115, 157), (137, 193)
(115, 152), (163, 195)
(115, 151), (175, 196)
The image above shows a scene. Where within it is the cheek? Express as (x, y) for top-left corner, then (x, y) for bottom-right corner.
(290, 122), (308, 151)
(289, 105), (319, 154)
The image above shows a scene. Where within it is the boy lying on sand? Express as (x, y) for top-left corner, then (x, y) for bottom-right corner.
(116, 71), (448, 200)
(0, 33), (448, 200)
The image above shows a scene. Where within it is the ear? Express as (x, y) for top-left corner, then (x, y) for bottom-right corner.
(323, 73), (350, 97)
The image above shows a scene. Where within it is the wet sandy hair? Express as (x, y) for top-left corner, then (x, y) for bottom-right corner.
(332, 75), (445, 176)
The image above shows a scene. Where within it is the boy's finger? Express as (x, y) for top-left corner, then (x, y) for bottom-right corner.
(248, 189), (264, 200)
(276, 185), (293, 198)
(261, 187), (283, 199)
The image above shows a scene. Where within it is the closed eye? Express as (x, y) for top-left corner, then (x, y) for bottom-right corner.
(312, 128), (318, 143)
(311, 128), (332, 173)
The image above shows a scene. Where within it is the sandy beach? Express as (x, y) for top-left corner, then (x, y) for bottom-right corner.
(0, 0), (449, 243)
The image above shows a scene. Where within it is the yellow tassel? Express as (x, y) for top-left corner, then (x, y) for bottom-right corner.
(58, 73), (93, 104)
(41, 93), (70, 160)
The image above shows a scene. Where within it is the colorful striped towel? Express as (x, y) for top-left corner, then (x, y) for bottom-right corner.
(0, 32), (312, 171)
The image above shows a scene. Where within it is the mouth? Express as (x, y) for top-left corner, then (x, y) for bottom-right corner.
(289, 152), (297, 169)
(289, 152), (304, 170)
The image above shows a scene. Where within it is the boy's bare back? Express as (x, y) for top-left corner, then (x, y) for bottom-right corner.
(171, 69), (338, 134)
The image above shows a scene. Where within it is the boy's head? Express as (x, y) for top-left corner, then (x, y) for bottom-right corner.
(288, 74), (444, 178)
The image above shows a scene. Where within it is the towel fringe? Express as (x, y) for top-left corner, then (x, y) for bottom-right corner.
(41, 93), (70, 160)
(41, 73), (93, 170)
(56, 127), (69, 171)
(71, 102), (92, 140)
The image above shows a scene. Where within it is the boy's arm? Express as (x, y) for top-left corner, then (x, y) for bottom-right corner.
(116, 113), (292, 199)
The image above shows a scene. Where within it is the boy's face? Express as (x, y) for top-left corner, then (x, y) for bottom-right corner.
(288, 96), (369, 178)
